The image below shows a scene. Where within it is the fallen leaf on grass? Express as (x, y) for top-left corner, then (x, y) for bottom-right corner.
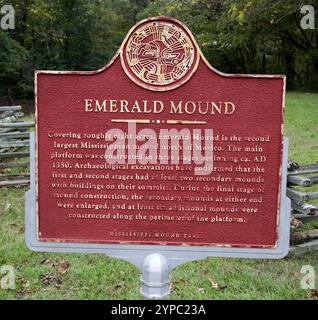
(40, 273), (62, 288)
(40, 273), (53, 285)
(208, 278), (218, 289)
(115, 284), (123, 290)
(290, 218), (304, 229)
(197, 288), (205, 293)
(175, 278), (187, 285)
(41, 258), (55, 267)
(308, 289), (318, 298)
(219, 284), (228, 291)
(57, 260), (70, 274)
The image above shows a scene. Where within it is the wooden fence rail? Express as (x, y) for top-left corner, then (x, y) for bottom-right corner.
(0, 105), (34, 187)
(288, 160), (318, 254)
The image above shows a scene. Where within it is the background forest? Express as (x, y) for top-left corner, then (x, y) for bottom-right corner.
(0, 0), (317, 103)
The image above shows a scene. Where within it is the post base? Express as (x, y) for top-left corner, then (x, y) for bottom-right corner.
(140, 253), (171, 299)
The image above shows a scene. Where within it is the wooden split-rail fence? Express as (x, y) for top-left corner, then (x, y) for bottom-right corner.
(0, 105), (34, 187)
(287, 161), (318, 255)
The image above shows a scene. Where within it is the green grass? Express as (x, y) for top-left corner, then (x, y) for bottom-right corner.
(285, 92), (318, 163)
(0, 92), (318, 300)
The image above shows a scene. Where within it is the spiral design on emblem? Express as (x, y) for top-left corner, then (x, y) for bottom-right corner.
(125, 21), (196, 87)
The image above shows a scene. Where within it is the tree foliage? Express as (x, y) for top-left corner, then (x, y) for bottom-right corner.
(0, 0), (317, 99)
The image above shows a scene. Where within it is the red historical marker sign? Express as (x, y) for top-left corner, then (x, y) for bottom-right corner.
(35, 17), (285, 249)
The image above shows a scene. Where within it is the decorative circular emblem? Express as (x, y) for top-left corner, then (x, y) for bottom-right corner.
(121, 19), (199, 91)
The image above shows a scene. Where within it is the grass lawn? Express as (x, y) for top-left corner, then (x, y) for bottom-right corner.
(0, 92), (317, 300)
